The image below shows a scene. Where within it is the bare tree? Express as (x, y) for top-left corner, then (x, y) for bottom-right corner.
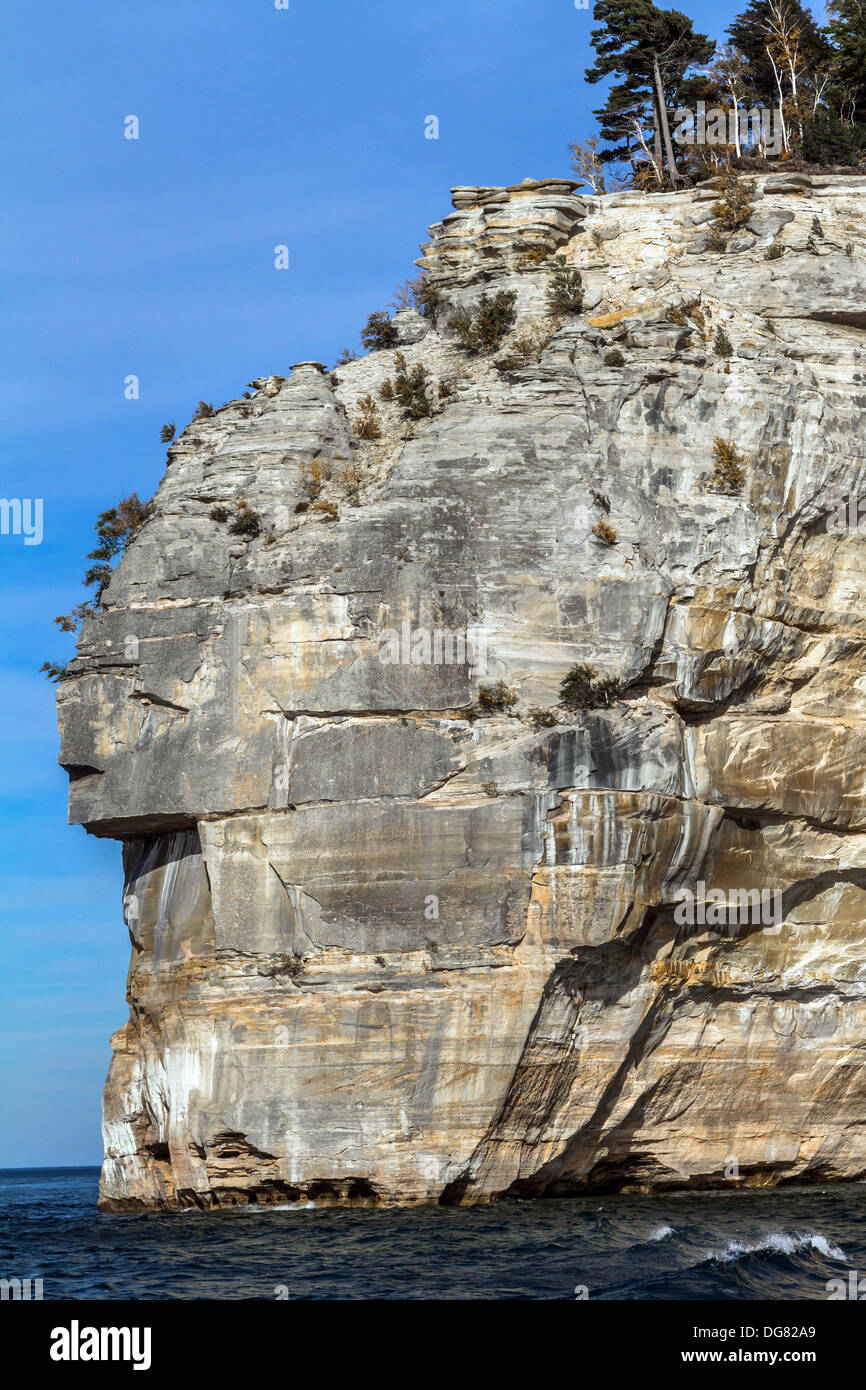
(568, 136), (608, 193)
(707, 45), (750, 157)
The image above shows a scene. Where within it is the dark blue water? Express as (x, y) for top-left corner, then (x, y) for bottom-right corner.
(2, 1167), (864, 1300)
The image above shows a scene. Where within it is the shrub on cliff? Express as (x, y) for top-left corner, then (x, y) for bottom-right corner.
(560, 663), (622, 710)
(81, 494), (152, 602)
(392, 273), (441, 318)
(39, 660), (71, 683)
(412, 275), (441, 317)
(228, 502), (263, 537)
(361, 312), (399, 351)
(160, 422), (176, 443)
(495, 318), (561, 371)
(312, 500), (339, 521)
(546, 256), (584, 315)
(43, 492), (154, 677)
(712, 169), (756, 232)
(475, 681), (518, 714)
(352, 394), (382, 439)
(516, 245), (552, 269)
(528, 706), (558, 729)
(392, 353), (433, 418)
(713, 326), (733, 357)
(709, 438), (746, 495)
(300, 459), (329, 502)
(449, 291), (517, 353)
(592, 518), (617, 545)
(192, 400), (215, 420)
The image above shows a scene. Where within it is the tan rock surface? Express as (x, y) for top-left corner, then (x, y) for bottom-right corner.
(54, 173), (866, 1209)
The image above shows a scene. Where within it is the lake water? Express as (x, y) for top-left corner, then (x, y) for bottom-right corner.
(2, 1166), (862, 1300)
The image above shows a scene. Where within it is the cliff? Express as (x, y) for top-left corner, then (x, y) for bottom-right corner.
(56, 171), (866, 1210)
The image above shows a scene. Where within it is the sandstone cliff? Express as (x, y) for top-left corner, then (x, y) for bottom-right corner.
(57, 171), (866, 1210)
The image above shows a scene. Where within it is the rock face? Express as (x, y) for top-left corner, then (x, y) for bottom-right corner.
(56, 173), (866, 1210)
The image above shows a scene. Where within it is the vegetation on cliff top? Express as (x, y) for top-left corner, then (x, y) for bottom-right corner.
(572, 0), (865, 193)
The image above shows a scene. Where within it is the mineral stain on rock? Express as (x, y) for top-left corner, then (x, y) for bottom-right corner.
(54, 173), (866, 1210)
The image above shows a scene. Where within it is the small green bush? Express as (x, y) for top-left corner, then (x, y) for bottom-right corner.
(210, 505), (230, 522)
(393, 352), (433, 419)
(43, 492), (153, 676)
(560, 663), (622, 710)
(449, 291), (517, 353)
(228, 504), (263, 537)
(713, 326), (733, 358)
(546, 256), (584, 315)
(40, 661), (70, 683)
(53, 603), (93, 634)
(192, 400), (215, 420)
(712, 168), (756, 231)
(528, 706), (557, 729)
(476, 681), (518, 714)
(361, 312), (399, 351)
(160, 422), (176, 442)
(764, 239), (784, 261)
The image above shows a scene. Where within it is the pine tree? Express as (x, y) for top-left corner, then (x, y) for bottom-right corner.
(827, 0), (866, 126)
(586, 0), (715, 187)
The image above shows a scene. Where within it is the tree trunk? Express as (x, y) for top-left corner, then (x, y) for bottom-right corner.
(652, 54), (679, 187)
(767, 46), (790, 152)
(632, 116), (663, 186)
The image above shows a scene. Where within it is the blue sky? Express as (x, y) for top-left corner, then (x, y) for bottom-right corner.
(0, 0), (816, 1166)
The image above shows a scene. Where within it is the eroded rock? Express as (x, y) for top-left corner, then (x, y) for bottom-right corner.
(55, 174), (866, 1209)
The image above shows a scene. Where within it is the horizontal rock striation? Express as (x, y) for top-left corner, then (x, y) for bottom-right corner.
(56, 173), (866, 1209)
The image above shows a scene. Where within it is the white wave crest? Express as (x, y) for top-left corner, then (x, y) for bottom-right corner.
(711, 1231), (847, 1263)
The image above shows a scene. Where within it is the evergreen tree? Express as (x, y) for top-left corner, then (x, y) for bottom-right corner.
(827, 0), (866, 125)
(586, 0), (715, 186)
